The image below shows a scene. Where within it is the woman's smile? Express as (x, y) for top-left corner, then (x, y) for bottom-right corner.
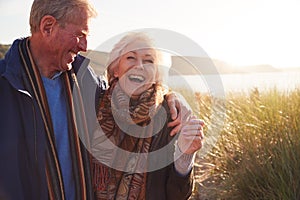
(128, 74), (145, 83)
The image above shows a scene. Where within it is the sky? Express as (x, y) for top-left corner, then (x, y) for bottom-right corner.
(1, 0), (300, 69)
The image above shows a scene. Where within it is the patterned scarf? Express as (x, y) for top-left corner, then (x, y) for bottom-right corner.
(92, 79), (165, 200)
(18, 38), (93, 200)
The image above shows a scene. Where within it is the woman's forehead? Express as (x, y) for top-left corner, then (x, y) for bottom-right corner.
(123, 49), (155, 57)
(122, 40), (155, 54)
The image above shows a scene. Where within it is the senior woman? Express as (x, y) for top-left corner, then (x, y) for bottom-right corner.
(91, 32), (204, 200)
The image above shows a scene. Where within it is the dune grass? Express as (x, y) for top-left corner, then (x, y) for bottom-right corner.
(181, 87), (300, 199)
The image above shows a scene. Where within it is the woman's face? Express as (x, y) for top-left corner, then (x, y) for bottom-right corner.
(114, 43), (158, 97)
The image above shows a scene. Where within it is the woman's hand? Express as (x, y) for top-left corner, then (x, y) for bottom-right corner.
(177, 116), (205, 154)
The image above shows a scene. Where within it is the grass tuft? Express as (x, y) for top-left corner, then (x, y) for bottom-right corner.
(186, 88), (300, 200)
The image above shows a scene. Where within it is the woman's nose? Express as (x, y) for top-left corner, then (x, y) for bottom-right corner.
(134, 59), (144, 69)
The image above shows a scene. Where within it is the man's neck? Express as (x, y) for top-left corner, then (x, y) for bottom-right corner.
(29, 36), (57, 78)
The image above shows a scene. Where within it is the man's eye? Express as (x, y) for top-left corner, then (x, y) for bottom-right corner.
(76, 34), (85, 38)
(74, 32), (88, 39)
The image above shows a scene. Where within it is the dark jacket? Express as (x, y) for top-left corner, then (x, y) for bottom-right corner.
(111, 100), (193, 200)
(146, 100), (194, 200)
(0, 39), (105, 200)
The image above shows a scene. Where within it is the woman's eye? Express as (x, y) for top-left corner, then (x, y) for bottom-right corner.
(127, 56), (135, 60)
(144, 59), (154, 64)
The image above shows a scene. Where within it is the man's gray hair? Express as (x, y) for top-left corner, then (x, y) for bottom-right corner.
(29, 0), (97, 33)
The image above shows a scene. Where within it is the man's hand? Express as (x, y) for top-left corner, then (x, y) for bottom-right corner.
(177, 116), (205, 154)
(165, 92), (192, 136)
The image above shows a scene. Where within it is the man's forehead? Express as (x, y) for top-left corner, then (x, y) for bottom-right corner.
(64, 21), (90, 32)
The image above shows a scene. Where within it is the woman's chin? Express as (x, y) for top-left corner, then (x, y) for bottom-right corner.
(120, 80), (153, 97)
(122, 86), (143, 97)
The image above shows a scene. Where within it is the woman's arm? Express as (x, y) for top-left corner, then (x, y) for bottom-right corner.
(166, 117), (205, 199)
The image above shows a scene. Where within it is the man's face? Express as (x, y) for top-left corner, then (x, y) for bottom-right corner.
(48, 12), (90, 73)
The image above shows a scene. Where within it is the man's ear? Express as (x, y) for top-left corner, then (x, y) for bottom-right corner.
(39, 15), (57, 36)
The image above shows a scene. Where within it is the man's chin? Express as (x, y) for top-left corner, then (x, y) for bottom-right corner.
(65, 56), (75, 71)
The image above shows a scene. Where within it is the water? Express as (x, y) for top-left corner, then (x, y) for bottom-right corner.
(167, 71), (300, 94)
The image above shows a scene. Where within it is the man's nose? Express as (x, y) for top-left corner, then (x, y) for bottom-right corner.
(78, 37), (87, 52)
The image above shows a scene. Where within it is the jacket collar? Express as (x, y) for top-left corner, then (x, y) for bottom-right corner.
(2, 39), (25, 92)
(2, 38), (90, 92)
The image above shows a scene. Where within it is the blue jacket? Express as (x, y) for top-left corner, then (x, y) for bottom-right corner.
(0, 39), (105, 200)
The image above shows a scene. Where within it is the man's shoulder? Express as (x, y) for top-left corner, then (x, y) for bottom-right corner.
(73, 54), (90, 73)
(0, 39), (22, 76)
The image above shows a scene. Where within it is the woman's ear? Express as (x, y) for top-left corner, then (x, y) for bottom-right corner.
(40, 15), (57, 36)
(113, 68), (119, 78)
